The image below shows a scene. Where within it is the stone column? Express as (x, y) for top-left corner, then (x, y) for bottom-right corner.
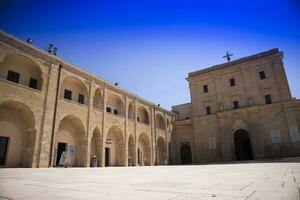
(133, 99), (138, 166)
(85, 79), (94, 167)
(124, 96), (129, 166)
(100, 86), (107, 167)
(151, 107), (155, 166)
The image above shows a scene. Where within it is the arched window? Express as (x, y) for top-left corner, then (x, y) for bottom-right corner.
(60, 76), (88, 105)
(106, 93), (125, 116)
(93, 89), (103, 109)
(155, 113), (165, 130)
(137, 107), (149, 124)
(0, 54), (42, 90)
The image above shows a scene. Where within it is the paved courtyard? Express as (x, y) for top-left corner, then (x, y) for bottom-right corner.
(0, 162), (300, 200)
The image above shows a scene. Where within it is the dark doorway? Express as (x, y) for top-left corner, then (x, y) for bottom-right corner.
(234, 129), (253, 160)
(56, 142), (67, 166)
(105, 148), (110, 166)
(0, 137), (9, 166)
(180, 143), (192, 164)
(137, 148), (140, 165)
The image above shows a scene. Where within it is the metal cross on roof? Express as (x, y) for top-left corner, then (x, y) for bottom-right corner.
(223, 51), (233, 62)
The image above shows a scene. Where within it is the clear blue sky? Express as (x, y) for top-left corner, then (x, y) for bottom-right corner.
(1, 0), (300, 109)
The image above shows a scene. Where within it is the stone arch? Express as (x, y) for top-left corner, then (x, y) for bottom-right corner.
(105, 126), (125, 166)
(127, 134), (136, 166)
(93, 88), (103, 109)
(106, 93), (125, 116)
(156, 113), (165, 129)
(231, 119), (249, 133)
(137, 106), (150, 124)
(90, 126), (102, 167)
(0, 101), (36, 167)
(60, 76), (88, 105)
(0, 54), (43, 90)
(180, 142), (192, 164)
(138, 133), (151, 166)
(55, 115), (86, 167)
(234, 129), (253, 161)
(157, 137), (167, 165)
(128, 103), (134, 120)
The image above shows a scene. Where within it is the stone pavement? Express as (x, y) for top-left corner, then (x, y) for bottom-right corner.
(0, 162), (300, 200)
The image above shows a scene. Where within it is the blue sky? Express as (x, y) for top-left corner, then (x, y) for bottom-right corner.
(1, 0), (300, 109)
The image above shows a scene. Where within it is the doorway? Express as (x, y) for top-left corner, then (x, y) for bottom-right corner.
(105, 148), (110, 166)
(180, 143), (192, 164)
(234, 129), (253, 160)
(0, 137), (9, 166)
(56, 142), (67, 166)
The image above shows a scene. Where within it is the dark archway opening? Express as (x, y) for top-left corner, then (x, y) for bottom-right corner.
(180, 143), (192, 164)
(234, 129), (253, 160)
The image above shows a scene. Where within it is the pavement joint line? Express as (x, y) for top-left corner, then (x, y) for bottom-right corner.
(240, 181), (255, 191)
(244, 190), (256, 200)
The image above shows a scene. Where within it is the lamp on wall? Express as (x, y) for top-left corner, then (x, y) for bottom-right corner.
(115, 82), (119, 86)
(26, 38), (33, 44)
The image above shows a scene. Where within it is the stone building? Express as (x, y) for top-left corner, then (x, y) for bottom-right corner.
(171, 49), (300, 164)
(0, 31), (175, 168)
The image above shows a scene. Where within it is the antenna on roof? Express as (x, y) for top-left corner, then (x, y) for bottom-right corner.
(46, 44), (58, 55)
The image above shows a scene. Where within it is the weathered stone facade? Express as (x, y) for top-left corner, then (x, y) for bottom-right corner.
(0, 31), (175, 168)
(171, 49), (300, 164)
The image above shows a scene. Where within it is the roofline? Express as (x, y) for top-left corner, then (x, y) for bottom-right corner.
(188, 48), (282, 78)
(0, 30), (175, 115)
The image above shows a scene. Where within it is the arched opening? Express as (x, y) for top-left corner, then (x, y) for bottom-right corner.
(93, 89), (103, 109)
(55, 115), (86, 167)
(0, 54), (42, 90)
(0, 101), (36, 167)
(90, 127), (102, 167)
(156, 113), (165, 130)
(138, 133), (151, 166)
(106, 94), (125, 117)
(137, 107), (149, 124)
(128, 135), (135, 166)
(180, 143), (192, 164)
(234, 129), (253, 160)
(128, 103), (134, 120)
(105, 126), (125, 166)
(157, 137), (167, 165)
(60, 76), (88, 105)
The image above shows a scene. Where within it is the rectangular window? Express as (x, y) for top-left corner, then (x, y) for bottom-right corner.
(233, 101), (239, 109)
(113, 109), (118, 115)
(137, 117), (140, 122)
(78, 94), (85, 104)
(203, 85), (208, 93)
(29, 78), (38, 89)
(229, 78), (236, 87)
(206, 106), (211, 115)
(7, 70), (20, 83)
(64, 89), (72, 100)
(264, 95), (272, 104)
(270, 130), (281, 143)
(259, 71), (266, 80)
(208, 137), (216, 150)
(106, 107), (112, 113)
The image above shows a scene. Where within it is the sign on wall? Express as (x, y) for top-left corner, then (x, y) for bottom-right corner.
(289, 127), (300, 142)
(270, 130), (282, 144)
(208, 137), (216, 149)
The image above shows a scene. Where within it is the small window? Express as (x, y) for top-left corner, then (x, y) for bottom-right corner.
(64, 89), (72, 100)
(78, 94), (85, 104)
(233, 101), (239, 109)
(114, 109), (118, 115)
(29, 78), (38, 89)
(229, 78), (235, 87)
(259, 71), (266, 80)
(7, 70), (20, 83)
(264, 95), (272, 104)
(206, 106), (211, 115)
(106, 107), (112, 113)
(203, 85), (208, 93)
(137, 117), (140, 122)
